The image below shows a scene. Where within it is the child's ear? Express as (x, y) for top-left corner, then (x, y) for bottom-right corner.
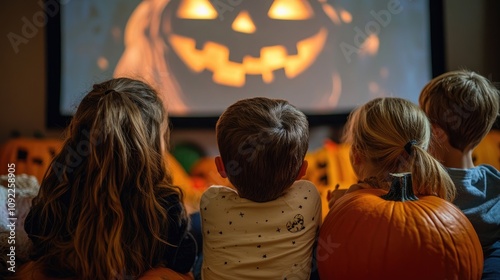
(432, 124), (448, 143)
(215, 156), (227, 178)
(350, 146), (362, 166)
(296, 160), (308, 180)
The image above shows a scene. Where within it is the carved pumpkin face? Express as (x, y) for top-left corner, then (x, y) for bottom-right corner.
(115, 0), (346, 114)
(162, 0), (329, 88)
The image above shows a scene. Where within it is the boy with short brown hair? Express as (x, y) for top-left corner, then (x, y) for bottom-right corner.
(201, 97), (321, 280)
(420, 69), (500, 279)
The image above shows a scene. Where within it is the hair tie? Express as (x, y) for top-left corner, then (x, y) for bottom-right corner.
(104, 89), (115, 95)
(404, 140), (417, 155)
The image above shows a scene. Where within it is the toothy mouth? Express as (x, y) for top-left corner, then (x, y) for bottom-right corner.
(168, 28), (328, 87)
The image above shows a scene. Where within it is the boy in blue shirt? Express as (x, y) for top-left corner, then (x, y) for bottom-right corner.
(420, 69), (500, 279)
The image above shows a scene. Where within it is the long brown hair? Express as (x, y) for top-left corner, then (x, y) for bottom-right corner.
(26, 78), (182, 279)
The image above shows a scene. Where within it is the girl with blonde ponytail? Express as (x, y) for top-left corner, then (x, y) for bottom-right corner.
(329, 97), (456, 206)
(18, 78), (196, 279)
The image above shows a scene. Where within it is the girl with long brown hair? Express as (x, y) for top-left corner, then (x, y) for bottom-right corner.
(20, 78), (196, 279)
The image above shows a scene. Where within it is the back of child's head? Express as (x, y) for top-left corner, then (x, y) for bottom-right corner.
(216, 97), (309, 202)
(32, 77), (179, 279)
(344, 97), (455, 201)
(419, 69), (500, 151)
(65, 76), (172, 187)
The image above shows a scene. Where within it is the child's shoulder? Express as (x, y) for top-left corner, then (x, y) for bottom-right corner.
(452, 165), (500, 181)
(286, 180), (321, 199)
(477, 164), (500, 175)
(201, 185), (238, 199)
(476, 164), (500, 184)
(449, 164), (500, 175)
(290, 179), (318, 189)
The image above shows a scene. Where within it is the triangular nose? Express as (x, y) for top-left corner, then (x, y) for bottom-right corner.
(231, 10), (256, 34)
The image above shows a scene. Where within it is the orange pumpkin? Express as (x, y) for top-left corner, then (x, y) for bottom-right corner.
(317, 173), (483, 280)
(0, 138), (63, 183)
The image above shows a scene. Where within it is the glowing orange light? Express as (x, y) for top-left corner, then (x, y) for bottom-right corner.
(177, 0), (217, 19)
(232, 11), (256, 34)
(97, 56), (109, 70)
(340, 10), (352, 23)
(360, 34), (379, 56)
(329, 71), (342, 106)
(268, 0), (314, 20)
(321, 3), (341, 24)
(369, 81), (379, 94)
(168, 28), (328, 87)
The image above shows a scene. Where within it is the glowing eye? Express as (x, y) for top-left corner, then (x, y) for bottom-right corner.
(268, 0), (314, 20)
(177, 0), (218, 19)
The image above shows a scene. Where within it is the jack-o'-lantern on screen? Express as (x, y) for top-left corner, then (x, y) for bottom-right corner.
(115, 0), (347, 114)
(165, 0), (328, 87)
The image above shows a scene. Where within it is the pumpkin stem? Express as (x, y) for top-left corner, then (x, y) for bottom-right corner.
(380, 173), (418, 202)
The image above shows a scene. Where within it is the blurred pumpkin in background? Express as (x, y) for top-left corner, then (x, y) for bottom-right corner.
(303, 139), (357, 219)
(0, 138), (62, 183)
(190, 157), (233, 190)
(472, 129), (500, 170)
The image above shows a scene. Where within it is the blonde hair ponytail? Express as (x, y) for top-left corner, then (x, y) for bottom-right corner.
(344, 97), (456, 201)
(409, 144), (456, 201)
